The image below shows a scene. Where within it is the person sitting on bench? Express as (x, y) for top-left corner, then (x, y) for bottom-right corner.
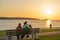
(16, 23), (22, 40)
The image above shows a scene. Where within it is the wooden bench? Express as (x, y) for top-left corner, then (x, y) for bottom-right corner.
(6, 28), (40, 40)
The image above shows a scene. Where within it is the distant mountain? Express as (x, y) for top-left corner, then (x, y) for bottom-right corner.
(0, 17), (40, 20)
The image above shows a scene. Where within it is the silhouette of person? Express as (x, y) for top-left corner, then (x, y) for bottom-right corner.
(16, 23), (22, 40)
(29, 24), (32, 33)
(50, 24), (52, 29)
(21, 21), (30, 39)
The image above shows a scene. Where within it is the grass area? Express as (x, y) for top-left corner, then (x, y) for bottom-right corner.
(40, 28), (60, 33)
(37, 34), (60, 40)
(23, 34), (60, 40)
(0, 31), (6, 36)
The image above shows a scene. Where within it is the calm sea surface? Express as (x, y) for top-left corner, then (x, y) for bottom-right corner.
(0, 19), (60, 30)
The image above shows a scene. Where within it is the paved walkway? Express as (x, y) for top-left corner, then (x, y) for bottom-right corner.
(0, 31), (60, 40)
(37, 31), (60, 36)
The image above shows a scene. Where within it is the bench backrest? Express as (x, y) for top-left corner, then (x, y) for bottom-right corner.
(6, 28), (40, 36)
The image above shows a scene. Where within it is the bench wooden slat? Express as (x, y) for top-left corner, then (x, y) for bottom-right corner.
(6, 28), (40, 36)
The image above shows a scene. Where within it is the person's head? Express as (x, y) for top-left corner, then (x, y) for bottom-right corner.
(29, 24), (32, 28)
(18, 23), (21, 26)
(24, 21), (27, 25)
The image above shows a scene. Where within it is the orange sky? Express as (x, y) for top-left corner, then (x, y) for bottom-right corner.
(0, 0), (60, 20)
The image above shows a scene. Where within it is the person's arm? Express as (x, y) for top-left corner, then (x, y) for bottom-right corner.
(16, 27), (22, 31)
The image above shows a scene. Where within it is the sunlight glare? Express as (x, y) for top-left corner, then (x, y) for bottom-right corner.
(46, 19), (51, 27)
(45, 9), (52, 15)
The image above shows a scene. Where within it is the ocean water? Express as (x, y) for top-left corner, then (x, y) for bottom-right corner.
(0, 19), (60, 30)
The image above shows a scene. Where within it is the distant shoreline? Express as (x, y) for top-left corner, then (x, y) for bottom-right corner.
(0, 17), (40, 20)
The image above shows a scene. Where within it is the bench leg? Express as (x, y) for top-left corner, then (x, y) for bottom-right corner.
(8, 35), (12, 40)
(32, 34), (33, 38)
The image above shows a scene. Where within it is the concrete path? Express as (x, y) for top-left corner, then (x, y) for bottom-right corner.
(0, 31), (60, 40)
(37, 31), (60, 36)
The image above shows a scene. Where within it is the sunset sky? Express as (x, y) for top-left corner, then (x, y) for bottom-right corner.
(0, 0), (60, 20)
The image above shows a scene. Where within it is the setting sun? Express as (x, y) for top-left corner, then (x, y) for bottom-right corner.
(45, 9), (52, 16)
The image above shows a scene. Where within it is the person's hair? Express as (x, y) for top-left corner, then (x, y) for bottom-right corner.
(29, 24), (31, 26)
(18, 23), (21, 26)
(24, 21), (27, 24)
(29, 24), (32, 28)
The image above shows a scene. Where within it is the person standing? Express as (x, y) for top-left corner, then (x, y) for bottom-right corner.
(50, 23), (52, 29)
